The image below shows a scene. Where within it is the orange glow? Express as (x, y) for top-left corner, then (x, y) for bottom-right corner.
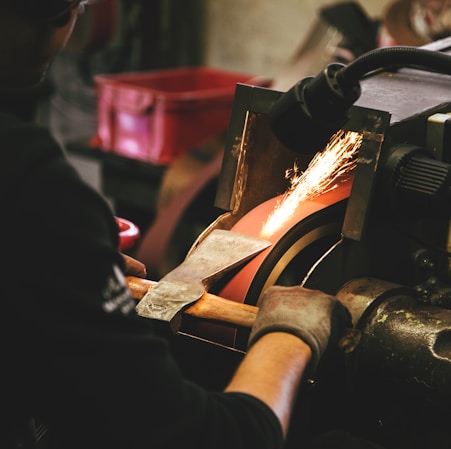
(260, 130), (363, 238)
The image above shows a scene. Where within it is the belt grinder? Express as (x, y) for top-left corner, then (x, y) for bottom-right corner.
(130, 37), (451, 447)
(175, 37), (451, 447)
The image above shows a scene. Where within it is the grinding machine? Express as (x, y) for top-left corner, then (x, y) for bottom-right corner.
(163, 37), (451, 447)
(128, 36), (451, 447)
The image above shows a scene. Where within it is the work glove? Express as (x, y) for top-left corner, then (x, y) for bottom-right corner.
(248, 285), (351, 375)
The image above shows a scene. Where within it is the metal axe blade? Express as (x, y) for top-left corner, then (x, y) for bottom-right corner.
(135, 229), (271, 331)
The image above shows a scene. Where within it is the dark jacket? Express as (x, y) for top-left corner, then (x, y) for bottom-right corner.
(0, 106), (282, 449)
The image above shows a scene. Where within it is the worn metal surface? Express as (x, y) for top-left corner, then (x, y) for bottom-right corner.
(135, 229), (270, 329)
(337, 278), (451, 402)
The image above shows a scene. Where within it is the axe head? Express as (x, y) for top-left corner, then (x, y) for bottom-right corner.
(135, 229), (271, 331)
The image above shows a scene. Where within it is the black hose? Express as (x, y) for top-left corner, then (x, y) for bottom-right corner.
(269, 44), (451, 152)
(339, 46), (451, 90)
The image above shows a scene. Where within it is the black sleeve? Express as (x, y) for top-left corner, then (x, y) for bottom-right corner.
(306, 430), (387, 449)
(2, 122), (283, 449)
(41, 342), (283, 449)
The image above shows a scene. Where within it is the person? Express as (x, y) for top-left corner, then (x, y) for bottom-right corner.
(0, 1), (363, 449)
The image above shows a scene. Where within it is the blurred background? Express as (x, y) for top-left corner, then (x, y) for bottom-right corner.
(36, 0), (411, 276)
(38, 0), (394, 145)
(204, 0), (390, 78)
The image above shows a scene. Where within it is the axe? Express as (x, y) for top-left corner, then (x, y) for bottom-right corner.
(130, 229), (270, 333)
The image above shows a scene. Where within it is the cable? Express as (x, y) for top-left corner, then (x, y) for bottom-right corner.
(339, 45), (451, 89)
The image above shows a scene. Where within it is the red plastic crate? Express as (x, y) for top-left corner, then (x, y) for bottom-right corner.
(94, 67), (270, 164)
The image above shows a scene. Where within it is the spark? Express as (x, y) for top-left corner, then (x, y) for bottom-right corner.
(260, 130), (363, 238)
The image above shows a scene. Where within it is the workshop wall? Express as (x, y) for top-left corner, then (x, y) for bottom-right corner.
(203, 0), (392, 80)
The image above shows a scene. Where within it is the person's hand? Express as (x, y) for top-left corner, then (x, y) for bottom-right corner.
(248, 285), (351, 375)
(121, 253), (147, 278)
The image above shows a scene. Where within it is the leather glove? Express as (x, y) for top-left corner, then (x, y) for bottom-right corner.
(248, 285), (351, 375)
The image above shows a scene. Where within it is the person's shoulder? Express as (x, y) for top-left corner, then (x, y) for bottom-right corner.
(0, 112), (66, 193)
(0, 111), (63, 161)
(0, 112), (57, 143)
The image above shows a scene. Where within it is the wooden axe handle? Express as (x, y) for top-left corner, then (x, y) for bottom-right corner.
(126, 276), (258, 328)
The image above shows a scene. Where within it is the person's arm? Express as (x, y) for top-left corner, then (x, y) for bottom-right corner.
(225, 332), (311, 437)
(225, 285), (351, 438)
